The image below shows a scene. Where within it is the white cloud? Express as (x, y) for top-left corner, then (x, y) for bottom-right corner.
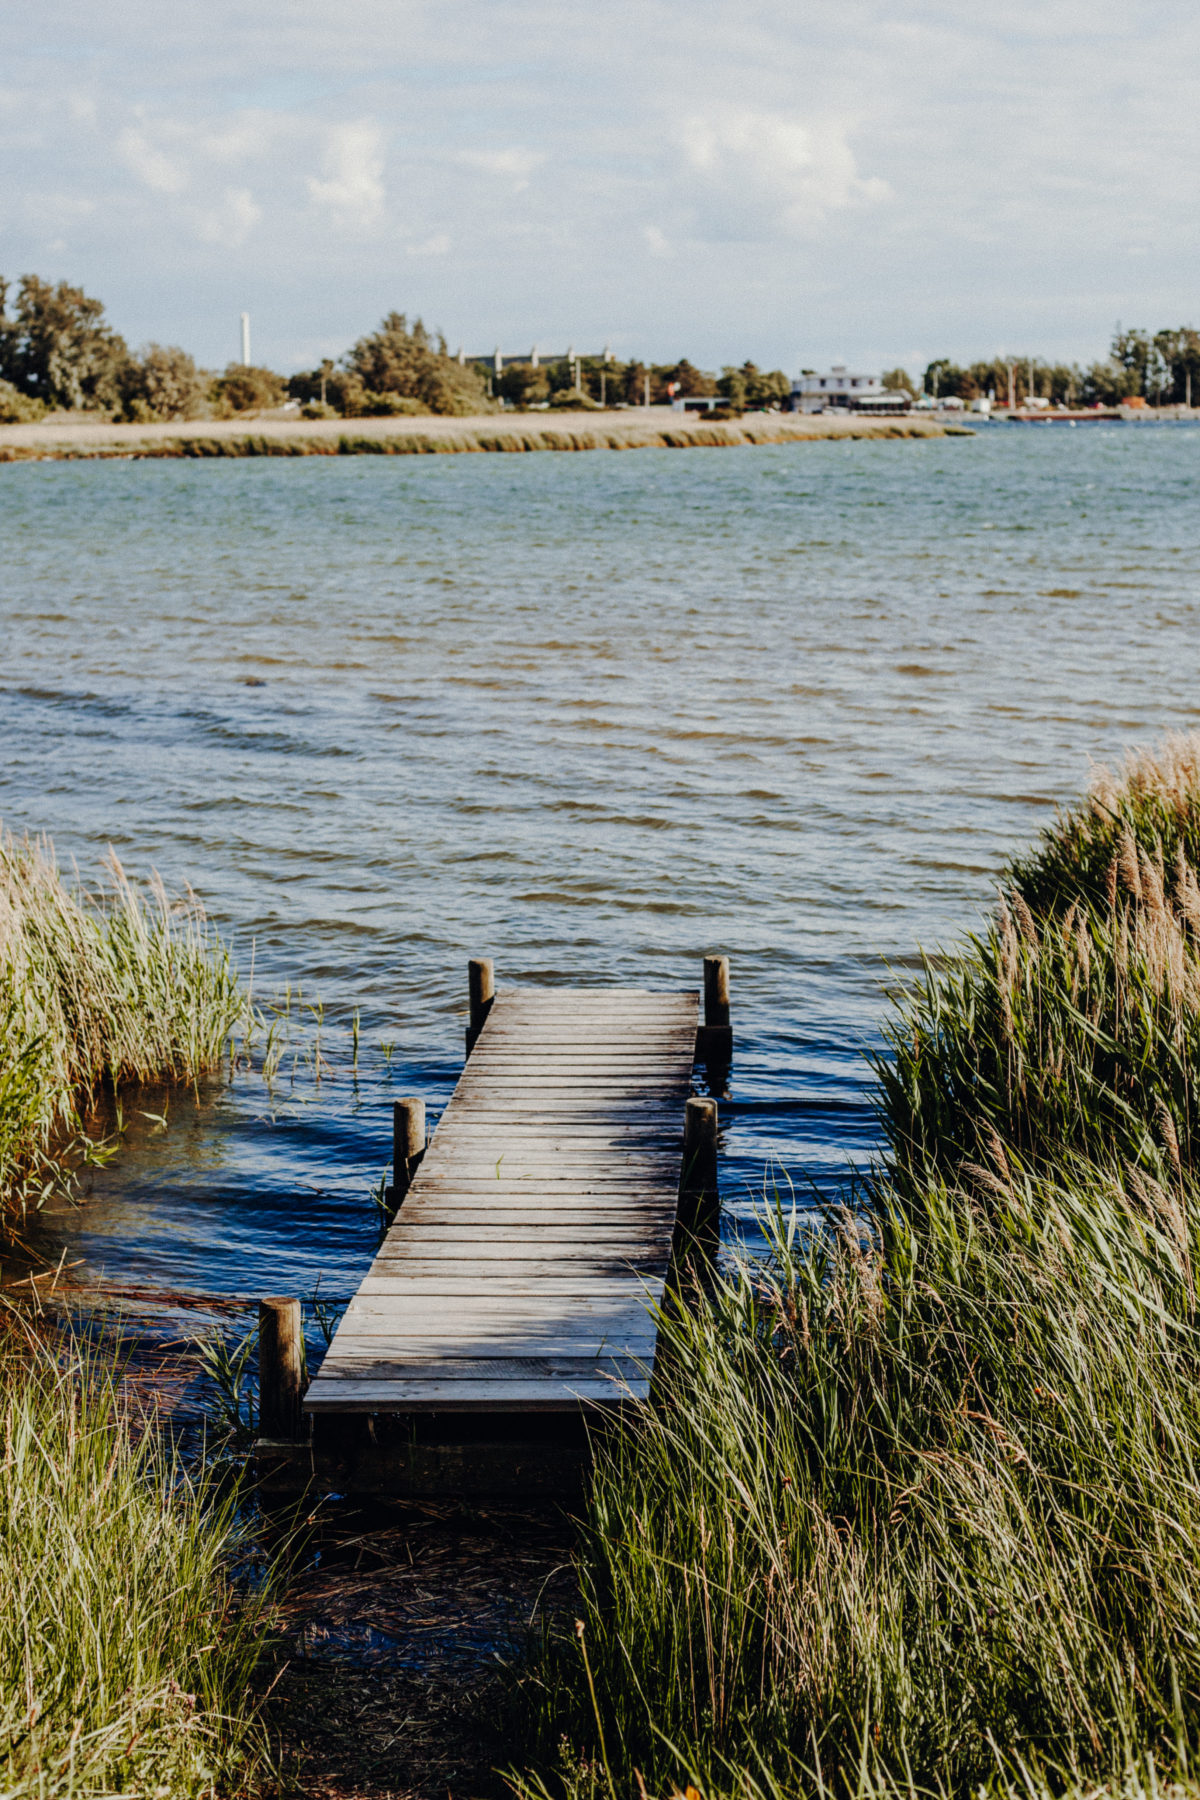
(195, 186), (261, 246)
(6, 1), (1200, 371)
(116, 126), (187, 195)
(407, 232), (451, 256)
(457, 146), (544, 191)
(677, 108), (889, 233)
(307, 119), (386, 227)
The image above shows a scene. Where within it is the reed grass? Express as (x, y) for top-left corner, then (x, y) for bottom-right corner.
(512, 733), (1200, 1800)
(0, 1325), (270, 1798)
(0, 416), (960, 463)
(0, 829), (244, 1215)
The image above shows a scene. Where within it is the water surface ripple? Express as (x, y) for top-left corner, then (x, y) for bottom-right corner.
(1, 429), (1198, 1312)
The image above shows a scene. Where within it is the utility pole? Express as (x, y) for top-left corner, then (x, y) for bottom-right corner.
(644, 372), (650, 408)
(240, 312), (251, 367)
(1008, 362), (1016, 410)
(600, 368), (606, 406)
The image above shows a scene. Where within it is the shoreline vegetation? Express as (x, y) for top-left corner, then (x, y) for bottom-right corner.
(0, 835), (269, 1799)
(0, 830), (243, 1220)
(10, 738), (1200, 1797)
(0, 407), (968, 462)
(509, 732), (1200, 1800)
(5, 273), (1200, 431)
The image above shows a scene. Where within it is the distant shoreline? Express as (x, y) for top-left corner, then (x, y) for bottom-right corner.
(0, 406), (971, 463)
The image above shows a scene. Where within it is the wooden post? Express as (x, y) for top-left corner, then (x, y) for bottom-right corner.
(466, 957), (495, 1054)
(696, 954), (733, 1072)
(678, 1096), (719, 1256)
(258, 1297), (304, 1441)
(391, 1096), (426, 1211)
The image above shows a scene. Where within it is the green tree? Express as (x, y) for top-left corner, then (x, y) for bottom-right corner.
(497, 363), (550, 407)
(881, 367), (915, 395)
(1111, 325), (1158, 397)
(1151, 327), (1200, 403)
(121, 343), (206, 421)
(717, 367), (746, 412)
(344, 313), (490, 415)
(0, 379), (45, 423)
(654, 358), (716, 401)
(210, 363), (287, 414)
(0, 273), (130, 411)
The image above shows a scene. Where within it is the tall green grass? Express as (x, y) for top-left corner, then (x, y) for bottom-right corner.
(0, 830), (243, 1215)
(0, 1326), (270, 1798)
(513, 734), (1200, 1800)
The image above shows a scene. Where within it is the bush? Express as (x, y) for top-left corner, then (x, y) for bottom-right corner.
(549, 387), (601, 410)
(0, 1331), (269, 1797)
(0, 378), (45, 423)
(210, 362), (287, 415)
(120, 343), (207, 422)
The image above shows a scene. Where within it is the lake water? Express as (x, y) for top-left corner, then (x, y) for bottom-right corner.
(2, 425), (1198, 1329)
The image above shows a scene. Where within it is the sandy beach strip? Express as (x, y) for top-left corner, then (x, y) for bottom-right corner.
(0, 406), (970, 463)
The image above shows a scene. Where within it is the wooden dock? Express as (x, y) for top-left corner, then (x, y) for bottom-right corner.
(301, 972), (722, 1424)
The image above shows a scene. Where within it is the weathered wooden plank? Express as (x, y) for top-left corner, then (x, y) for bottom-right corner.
(310, 1355), (649, 1378)
(305, 983), (697, 1418)
(305, 1382), (645, 1412)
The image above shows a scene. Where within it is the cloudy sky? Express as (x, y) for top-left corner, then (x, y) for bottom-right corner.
(3, 0), (1198, 375)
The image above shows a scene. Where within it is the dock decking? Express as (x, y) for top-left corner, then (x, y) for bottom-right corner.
(303, 985), (702, 1416)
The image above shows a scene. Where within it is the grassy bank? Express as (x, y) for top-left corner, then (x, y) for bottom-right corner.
(0, 831), (243, 1217)
(0, 410), (969, 463)
(0, 1327), (270, 1798)
(0, 835), (270, 1796)
(514, 733), (1200, 1800)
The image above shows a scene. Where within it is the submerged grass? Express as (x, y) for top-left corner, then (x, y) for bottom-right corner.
(512, 733), (1200, 1800)
(0, 829), (243, 1216)
(0, 1323), (272, 1798)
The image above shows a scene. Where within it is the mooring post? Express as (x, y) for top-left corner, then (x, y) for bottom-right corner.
(697, 954), (733, 1074)
(258, 1296), (304, 1441)
(678, 1095), (719, 1257)
(390, 1096), (426, 1214)
(466, 956), (495, 1055)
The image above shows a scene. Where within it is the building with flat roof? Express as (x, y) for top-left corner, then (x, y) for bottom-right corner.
(792, 365), (885, 413)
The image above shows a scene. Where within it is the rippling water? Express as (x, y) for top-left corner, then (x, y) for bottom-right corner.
(2, 426), (1198, 1321)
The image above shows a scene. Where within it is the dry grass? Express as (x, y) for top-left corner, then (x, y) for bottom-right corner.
(0, 411), (964, 462)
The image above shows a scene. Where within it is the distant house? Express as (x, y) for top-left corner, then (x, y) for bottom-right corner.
(791, 365), (888, 413)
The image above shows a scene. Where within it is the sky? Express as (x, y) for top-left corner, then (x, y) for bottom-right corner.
(2, 0), (1198, 376)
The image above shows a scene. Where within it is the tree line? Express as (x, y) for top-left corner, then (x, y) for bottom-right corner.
(0, 272), (791, 425)
(888, 326), (1200, 407)
(0, 275), (494, 424)
(5, 269), (1198, 425)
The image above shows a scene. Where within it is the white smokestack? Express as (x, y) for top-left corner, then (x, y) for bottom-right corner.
(240, 312), (251, 366)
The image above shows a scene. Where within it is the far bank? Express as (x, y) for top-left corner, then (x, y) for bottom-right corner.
(0, 405), (971, 463)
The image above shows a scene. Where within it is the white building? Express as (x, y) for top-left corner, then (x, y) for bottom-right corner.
(791, 365), (886, 413)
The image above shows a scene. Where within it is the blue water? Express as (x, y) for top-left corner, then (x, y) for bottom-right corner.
(1, 426), (1198, 1322)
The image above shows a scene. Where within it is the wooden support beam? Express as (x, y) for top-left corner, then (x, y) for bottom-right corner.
(258, 1297), (305, 1441)
(466, 957), (495, 1054)
(389, 1096), (426, 1214)
(696, 953), (733, 1070)
(678, 1095), (719, 1256)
